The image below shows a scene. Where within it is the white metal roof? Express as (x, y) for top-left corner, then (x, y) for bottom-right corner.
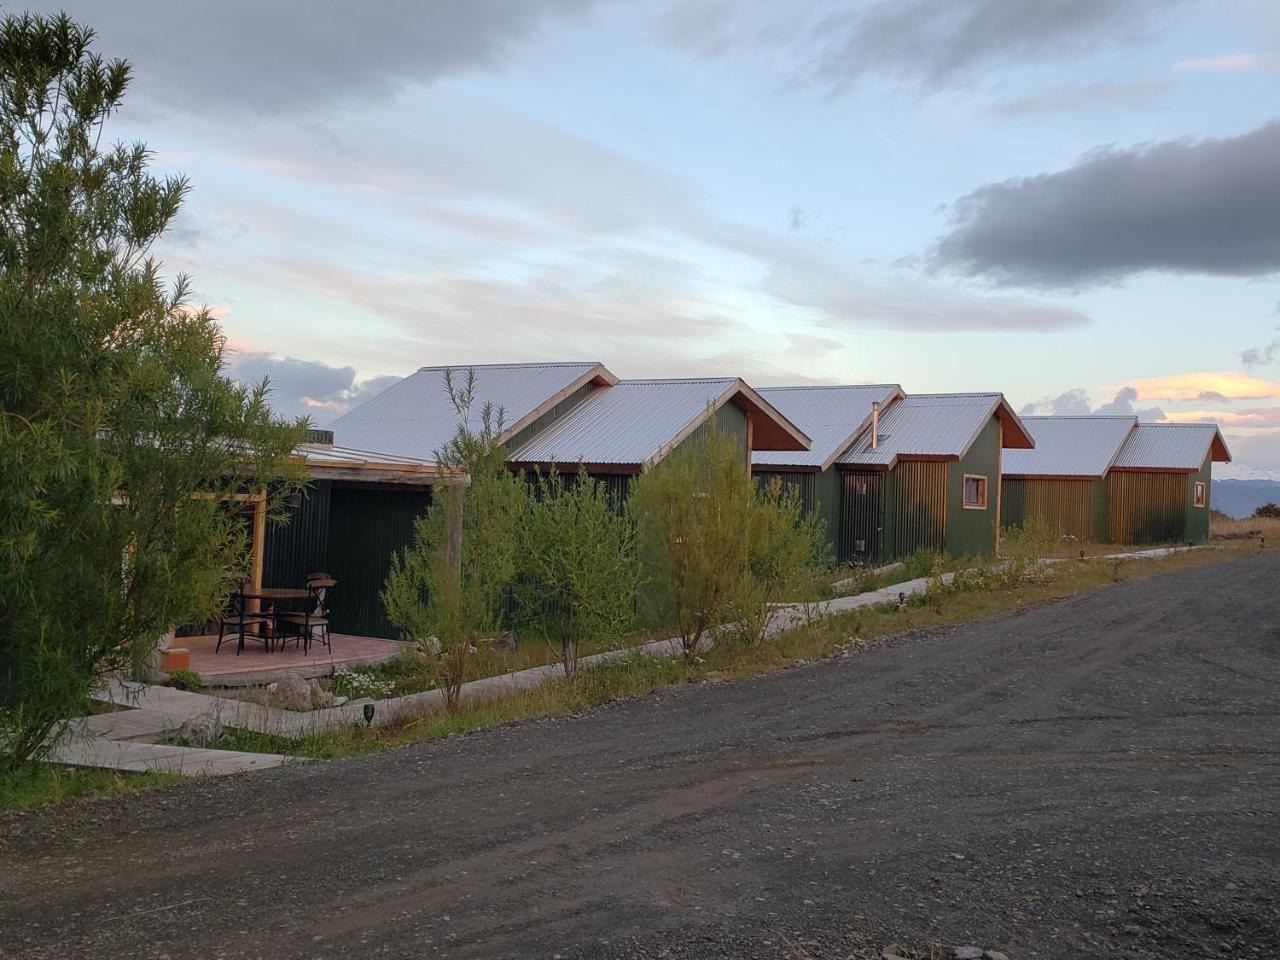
(1002, 416), (1137, 478)
(753, 384), (902, 470)
(1111, 422), (1232, 472)
(509, 378), (807, 470)
(835, 393), (1028, 468)
(328, 361), (614, 462)
(295, 442), (436, 469)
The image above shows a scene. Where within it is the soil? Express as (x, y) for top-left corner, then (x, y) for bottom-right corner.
(2, 552), (1278, 959)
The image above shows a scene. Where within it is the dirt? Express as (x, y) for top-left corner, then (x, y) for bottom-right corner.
(2, 552), (1278, 960)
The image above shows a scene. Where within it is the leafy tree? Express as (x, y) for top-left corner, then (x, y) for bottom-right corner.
(1253, 502), (1280, 519)
(0, 14), (306, 769)
(382, 369), (526, 710)
(628, 418), (759, 662)
(517, 468), (638, 680)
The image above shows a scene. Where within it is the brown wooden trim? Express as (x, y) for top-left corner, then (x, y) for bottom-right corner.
(1002, 473), (1103, 481)
(497, 363), (617, 444)
(1109, 466), (1197, 475)
(752, 464), (822, 475)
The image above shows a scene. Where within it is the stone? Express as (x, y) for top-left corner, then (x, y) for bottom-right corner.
(881, 946), (905, 958)
(984, 952), (1009, 960)
(954, 949), (984, 960)
(270, 673), (314, 711)
(176, 712), (222, 747)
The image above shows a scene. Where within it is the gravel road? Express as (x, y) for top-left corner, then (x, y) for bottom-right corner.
(2, 552), (1278, 960)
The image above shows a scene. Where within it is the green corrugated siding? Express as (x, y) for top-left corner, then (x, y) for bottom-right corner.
(263, 480), (332, 587)
(888, 460), (948, 560)
(838, 470), (885, 563)
(325, 485), (432, 639)
(1185, 453), (1212, 543)
(946, 418), (999, 558)
(503, 381), (598, 453)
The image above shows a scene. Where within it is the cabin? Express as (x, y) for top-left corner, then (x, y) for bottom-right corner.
(832, 393), (1034, 564)
(507, 377), (810, 497)
(1105, 422), (1231, 544)
(1001, 416), (1138, 543)
(751, 384), (904, 558)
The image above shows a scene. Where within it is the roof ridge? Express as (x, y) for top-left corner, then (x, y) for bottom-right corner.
(1022, 414), (1137, 420)
(414, 361), (602, 372)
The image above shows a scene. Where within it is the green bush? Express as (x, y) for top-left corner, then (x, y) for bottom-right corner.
(166, 669), (203, 692)
(1253, 502), (1280, 519)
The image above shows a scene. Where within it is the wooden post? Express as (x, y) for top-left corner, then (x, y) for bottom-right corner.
(249, 491), (266, 614)
(744, 412), (754, 469)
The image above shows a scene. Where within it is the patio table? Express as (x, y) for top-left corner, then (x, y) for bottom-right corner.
(238, 587), (312, 650)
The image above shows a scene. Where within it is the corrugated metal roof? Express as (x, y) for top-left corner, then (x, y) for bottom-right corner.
(329, 361), (612, 461)
(835, 393), (1004, 467)
(1002, 416), (1137, 478)
(295, 442), (436, 469)
(509, 378), (741, 468)
(753, 384), (902, 469)
(1112, 422), (1231, 471)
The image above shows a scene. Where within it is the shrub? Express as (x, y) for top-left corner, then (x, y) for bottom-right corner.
(382, 369), (526, 710)
(517, 468), (639, 681)
(167, 669), (203, 692)
(1253, 502), (1280, 519)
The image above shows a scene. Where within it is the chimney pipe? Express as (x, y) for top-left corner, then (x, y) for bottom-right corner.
(871, 401), (880, 449)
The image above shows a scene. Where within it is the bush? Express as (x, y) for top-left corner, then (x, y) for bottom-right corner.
(166, 669), (203, 692)
(517, 468), (639, 681)
(1253, 502), (1280, 519)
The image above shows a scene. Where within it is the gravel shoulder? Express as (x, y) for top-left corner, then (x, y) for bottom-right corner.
(2, 552), (1279, 959)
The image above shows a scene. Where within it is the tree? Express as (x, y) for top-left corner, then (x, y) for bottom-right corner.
(382, 369), (526, 710)
(517, 468), (638, 680)
(0, 13), (306, 769)
(1253, 502), (1280, 519)
(627, 418), (759, 663)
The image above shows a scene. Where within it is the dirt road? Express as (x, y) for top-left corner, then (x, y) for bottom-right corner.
(2, 553), (1278, 959)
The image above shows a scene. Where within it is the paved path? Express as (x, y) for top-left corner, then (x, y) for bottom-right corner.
(3, 551), (1276, 960)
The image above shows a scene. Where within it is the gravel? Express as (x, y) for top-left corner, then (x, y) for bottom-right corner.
(2, 552), (1278, 959)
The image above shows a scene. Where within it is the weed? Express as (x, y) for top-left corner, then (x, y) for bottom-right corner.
(166, 668), (203, 692)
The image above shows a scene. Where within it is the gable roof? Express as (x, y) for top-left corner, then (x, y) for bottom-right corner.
(293, 442), (444, 485)
(752, 384), (903, 471)
(329, 361), (616, 462)
(835, 392), (1033, 469)
(508, 378), (810, 472)
(1111, 422), (1232, 472)
(1002, 416), (1137, 479)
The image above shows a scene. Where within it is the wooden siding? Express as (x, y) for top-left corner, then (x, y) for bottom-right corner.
(1108, 471), (1188, 545)
(325, 484), (432, 639)
(1001, 477), (1099, 542)
(888, 460), (948, 559)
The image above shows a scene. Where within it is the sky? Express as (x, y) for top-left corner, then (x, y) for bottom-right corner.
(23, 0), (1280, 476)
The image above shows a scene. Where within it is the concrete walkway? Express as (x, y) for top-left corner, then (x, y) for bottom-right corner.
(73, 544), (1212, 774)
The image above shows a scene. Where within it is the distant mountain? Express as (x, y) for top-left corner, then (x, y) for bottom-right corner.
(1212, 479), (1280, 518)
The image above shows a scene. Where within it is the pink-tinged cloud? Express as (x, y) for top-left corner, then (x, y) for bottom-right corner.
(1165, 407), (1280, 427)
(1114, 371), (1280, 401)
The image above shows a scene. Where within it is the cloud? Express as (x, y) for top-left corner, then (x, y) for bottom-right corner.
(1119, 371), (1280, 401)
(21, 0), (596, 114)
(931, 120), (1280, 289)
(1166, 407), (1280, 428)
(225, 352), (402, 421)
(1242, 340), (1280, 366)
(1219, 429), (1280, 472)
(1175, 53), (1261, 71)
(1021, 385), (1165, 420)
(987, 79), (1173, 118)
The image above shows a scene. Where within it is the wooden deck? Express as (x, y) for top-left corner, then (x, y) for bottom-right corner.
(177, 632), (406, 686)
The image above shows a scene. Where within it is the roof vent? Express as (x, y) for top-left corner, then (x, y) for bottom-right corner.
(871, 401), (880, 450)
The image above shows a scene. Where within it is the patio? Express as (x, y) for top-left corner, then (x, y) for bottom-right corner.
(175, 632), (406, 687)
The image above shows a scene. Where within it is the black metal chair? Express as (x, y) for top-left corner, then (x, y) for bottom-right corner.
(215, 583), (271, 656)
(278, 577), (335, 655)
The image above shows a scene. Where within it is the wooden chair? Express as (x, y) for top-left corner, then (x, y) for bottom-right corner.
(279, 578), (335, 655)
(215, 583), (271, 656)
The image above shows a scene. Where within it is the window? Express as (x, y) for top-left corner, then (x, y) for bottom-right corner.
(962, 474), (988, 510)
(1193, 481), (1207, 508)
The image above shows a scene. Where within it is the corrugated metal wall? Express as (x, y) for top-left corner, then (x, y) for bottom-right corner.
(325, 484), (432, 639)
(838, 471), (884, 563)
(262, 480), (332, 587)
(887, 460), (948, 559)
(755, 471), (817, 512)
(1185, 454), (1212, 543)
(945, 418), (999, 558)
(1001, 478), (1096, 541)
(1108, 471), (1188, 544)
(504, 380), (599, 452)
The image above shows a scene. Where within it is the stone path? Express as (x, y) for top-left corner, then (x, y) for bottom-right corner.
(48, 735), (291, 776)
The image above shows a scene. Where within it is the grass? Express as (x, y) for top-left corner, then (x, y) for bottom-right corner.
(0, 764), (184, 812)
(1211, 513), (1280, 542)
(209, 542), (1256, 762)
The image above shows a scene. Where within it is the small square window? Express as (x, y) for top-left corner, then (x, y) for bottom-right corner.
(963, 474), (988, 510)
(1193, 481), (1207, 508)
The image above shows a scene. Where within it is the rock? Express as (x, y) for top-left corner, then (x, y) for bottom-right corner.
(954, 949), (984, 960)
(881, 946), (905, 958)
(984, 952), (1009, 960)
(270, 673), (314, 711)
(176, 712), (222, 747)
